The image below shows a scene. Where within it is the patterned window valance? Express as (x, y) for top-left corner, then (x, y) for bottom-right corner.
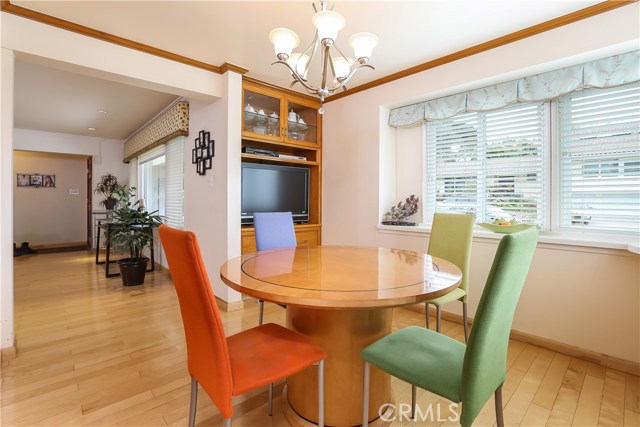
(389, 50), (640, 128)
(123, 101), (189, 162)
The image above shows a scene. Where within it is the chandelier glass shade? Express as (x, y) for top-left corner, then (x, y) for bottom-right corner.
(269, 1), (378, 110)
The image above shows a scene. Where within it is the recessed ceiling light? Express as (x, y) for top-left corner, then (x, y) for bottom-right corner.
(88, 127), (96, 131)
(97, 110), (108, 114)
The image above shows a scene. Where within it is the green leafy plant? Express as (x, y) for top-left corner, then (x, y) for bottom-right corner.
(94, 173), (120, 210)
(109, 186), (163, 260)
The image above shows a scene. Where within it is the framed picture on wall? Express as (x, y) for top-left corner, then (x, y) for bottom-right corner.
(29, 175), (43, 187)
(43, 175), (55, 188)
(17, 174), (30, 187)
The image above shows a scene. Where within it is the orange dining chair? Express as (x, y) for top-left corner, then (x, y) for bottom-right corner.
(158, 225), (326, 427)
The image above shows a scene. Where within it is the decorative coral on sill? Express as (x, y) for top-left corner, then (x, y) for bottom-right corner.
(382, 195), (419, 226)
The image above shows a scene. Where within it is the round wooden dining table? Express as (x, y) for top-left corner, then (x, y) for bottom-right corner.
(220, 245), (462, 427)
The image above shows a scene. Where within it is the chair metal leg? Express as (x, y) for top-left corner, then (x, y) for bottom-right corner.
(495, 385), (504, 427)
(411, 384), (417, 419)
(223, 418), (232, 427)
(425, 302), (430, 329)
(462, 302), (469, 343)
(436, 305), (442, 332)
(362, 361), (370, 427)
(268, 383), (273, 416)
(317, 360), (325, 427)
(189, 377), (198, 427)
(258, 300), (264, 325)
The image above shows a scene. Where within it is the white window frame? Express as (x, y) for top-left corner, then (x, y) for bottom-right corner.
(423, 102), (549, 228)
(134, 136), (185, 229)
(421, 84), (639, 239)
(555, 83), (640, 236)
(137, 145), (166, 217)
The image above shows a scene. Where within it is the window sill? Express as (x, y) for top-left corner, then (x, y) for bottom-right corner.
(377, 224), (640, 255)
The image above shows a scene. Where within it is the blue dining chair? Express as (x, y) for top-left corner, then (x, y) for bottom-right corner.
(253, 212), (297, 325)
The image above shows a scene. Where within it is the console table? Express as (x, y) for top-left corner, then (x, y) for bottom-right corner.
(91, 210), (113, 249)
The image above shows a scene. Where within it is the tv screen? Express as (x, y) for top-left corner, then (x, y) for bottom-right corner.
(241, 162), (309, 224)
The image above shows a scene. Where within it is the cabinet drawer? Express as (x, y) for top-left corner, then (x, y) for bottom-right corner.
(241, 235), (258, 254)
(294, 229), (319, 247)
(241, 226), (320, 254)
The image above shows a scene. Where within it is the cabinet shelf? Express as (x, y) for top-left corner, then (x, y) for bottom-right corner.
(242, 136), (319, 152)
(241, 153), (318, 166)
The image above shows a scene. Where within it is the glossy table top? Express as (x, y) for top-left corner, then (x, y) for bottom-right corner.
(220, 245), (462, 309)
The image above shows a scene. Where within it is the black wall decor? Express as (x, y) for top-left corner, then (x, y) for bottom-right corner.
(192, 130), (215, 175)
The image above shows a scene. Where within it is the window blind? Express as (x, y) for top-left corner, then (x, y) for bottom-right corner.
(558, 82), (640, 234)
(137, 145), (165, 165)
(425, 102), (546, 225)
(164, 137), (184, 229)
(128, 158), (138, 191)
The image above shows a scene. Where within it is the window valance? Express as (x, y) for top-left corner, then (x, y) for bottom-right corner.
(388, 50), (639, 128)
(123, 101), (189, 162)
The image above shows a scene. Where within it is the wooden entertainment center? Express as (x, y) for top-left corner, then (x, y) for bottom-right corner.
(240, 77), (322, 253)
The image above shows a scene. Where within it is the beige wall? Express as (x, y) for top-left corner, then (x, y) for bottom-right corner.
(322, 5), (640, 363)
(13, 150), (88, 246)
(13, 129), (129, 210)
(184, 71), (243, 303)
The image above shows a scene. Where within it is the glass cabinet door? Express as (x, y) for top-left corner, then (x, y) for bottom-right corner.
(243, 89), (282, 138)
(285, 101), (318, 144)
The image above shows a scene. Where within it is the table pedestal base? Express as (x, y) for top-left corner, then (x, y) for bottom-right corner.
(286, 307), (392, 427)
(282, 385), (393, 427)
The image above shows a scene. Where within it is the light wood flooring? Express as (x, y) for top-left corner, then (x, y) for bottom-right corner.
(1, 251), (639, 426)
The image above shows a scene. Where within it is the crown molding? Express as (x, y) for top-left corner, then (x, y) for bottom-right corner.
(325, 0), (637, 103)
(220, 63), (249, 75)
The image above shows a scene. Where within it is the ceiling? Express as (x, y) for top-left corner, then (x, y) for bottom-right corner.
(10, 0), (606, 140)
(14, 55), (179, 139)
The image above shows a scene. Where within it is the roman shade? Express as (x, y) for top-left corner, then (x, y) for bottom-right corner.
(389, 50), (639, 127)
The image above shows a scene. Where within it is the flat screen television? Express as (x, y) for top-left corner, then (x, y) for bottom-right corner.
(241, 162), (310, 225)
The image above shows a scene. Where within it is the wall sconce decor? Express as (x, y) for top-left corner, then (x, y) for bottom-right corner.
(192, 130), (215, 175)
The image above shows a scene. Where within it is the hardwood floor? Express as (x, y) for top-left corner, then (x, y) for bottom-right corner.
(2, 251), (638, 426)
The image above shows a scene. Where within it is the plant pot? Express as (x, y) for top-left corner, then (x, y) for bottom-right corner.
(117, 257), (149, 286)
(104, 198), (117, 211)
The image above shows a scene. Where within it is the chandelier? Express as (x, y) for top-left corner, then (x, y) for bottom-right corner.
(269, 0), (378, 113)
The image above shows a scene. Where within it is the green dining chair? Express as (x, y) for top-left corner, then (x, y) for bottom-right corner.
(425, 212), (475, 342)
(361, 228), (538, 427)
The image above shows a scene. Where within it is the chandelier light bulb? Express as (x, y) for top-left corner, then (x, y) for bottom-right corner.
(349, 32), (379, 63)
(269, 28), (300, 60)
(332, 56), (354, 80)
(312, 10), (345, 42)
(286, 53), (311, 79)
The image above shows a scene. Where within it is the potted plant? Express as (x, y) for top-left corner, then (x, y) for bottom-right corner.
(94, 173), (120, 210)
(109, 186), (163, 286)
